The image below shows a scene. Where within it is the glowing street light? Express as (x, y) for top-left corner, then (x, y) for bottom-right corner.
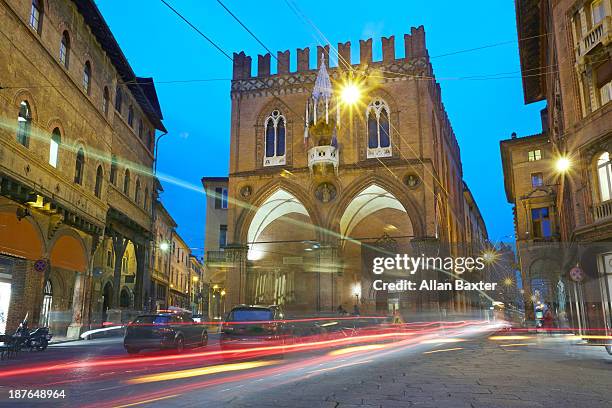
(555, 156), (571, 173)
(220, 290), (226, 297)
(482, 249), (498, 265)
(192, 275), (199, 283)
(340, 83), (361, 106)
(159, 241), (170, 252)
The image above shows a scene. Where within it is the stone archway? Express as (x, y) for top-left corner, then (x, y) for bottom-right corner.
(336, 183), (416, 315)
(243, 188), (320, 312)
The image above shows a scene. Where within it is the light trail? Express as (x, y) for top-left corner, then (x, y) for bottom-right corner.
(422, 347), (464, 354)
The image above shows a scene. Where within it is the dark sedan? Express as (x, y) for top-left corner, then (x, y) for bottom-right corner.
(124, 313), (208, 354)
(220, 305), (290, 357)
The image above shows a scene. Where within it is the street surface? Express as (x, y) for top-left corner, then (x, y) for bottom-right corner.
(0, 321), (610, 408)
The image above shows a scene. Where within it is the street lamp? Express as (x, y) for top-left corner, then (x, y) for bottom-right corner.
(340, 83), (361, 106)
(555, 156), (571, 173)
(159, 241), (170, 252)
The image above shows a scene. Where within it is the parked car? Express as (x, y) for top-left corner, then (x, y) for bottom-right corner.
(124, 312), (207, 354)
(220, 305), (289, 354)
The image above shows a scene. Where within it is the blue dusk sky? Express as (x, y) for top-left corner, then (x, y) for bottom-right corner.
(96, 0), (546, 256)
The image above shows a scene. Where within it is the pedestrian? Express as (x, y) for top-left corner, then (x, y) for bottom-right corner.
(352, 304), (360, 316)
(337, 305), (347, 316)
(543, 305), (554, 333)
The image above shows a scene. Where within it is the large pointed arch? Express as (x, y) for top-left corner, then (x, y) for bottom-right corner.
(329, 174), (425, 238)
(234, 179), (321, 244)
(340, 184), (410, 238)
(247, 189), (310, 244)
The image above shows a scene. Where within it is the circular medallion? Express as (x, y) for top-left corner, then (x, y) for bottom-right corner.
(404, 174), (420, 188)
(240, 185), (252, 198)
(33, 259), (48, 273)
(315, 182), (337, 203)
(569, 266), (585, 282)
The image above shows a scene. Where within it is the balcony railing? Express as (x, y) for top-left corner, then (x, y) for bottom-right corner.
(593, 199), (612, 222)
(308, 145), (339, 174)
(577, 16), (611, 59)
(206, 250), (227, 264)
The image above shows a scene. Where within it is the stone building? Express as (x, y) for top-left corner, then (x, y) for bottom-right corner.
(201, 176), (228, 318)
(151, 201), (177, 311)
(504, 0), (611, 328)
(220, 26), (489, 317)
(168, 232), (191, 309)
(0, 0), (165, 337)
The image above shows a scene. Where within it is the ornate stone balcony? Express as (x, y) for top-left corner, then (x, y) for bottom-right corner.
(308, 145), (339, 175)
(577, 16), (611, 61)
(593, 199), (612, 222)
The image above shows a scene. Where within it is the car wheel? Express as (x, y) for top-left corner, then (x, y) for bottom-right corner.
(126, 347), (139, 355)
(200, 331), (208, 347)
(175, 336), (184, 353)
(605, 345), (612, 355)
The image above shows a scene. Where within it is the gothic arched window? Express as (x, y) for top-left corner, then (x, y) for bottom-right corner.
(598, 152), (612, 202)
(115, 86), (123, 112)
(263, 110), (286, 167)
(49, 127), (61, 167)
(110, 155), (118, 185)
(94, 165), (103, 198)
(127, 105), (134, 127)
(59, 31), (70, 68)
(74, 147), (85, 185)
(135, 179), (141, 204)
(123, 169), (130, 195)
(17, 101), (32, 147)
(366, 99), (392, 158)
(103, 86), (110, 115)
(83, 61), (91, 94)
(30, 0), (43, 33)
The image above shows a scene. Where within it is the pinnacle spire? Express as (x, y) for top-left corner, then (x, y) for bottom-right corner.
(312, 54), (332, 102)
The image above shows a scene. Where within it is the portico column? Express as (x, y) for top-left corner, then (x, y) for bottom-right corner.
(66, 271), (86, 339)
(111, 234), (128, 313)
(225, 244), (248, 310)
(318, 243), (339, 312)
(134, 242), (148, 311)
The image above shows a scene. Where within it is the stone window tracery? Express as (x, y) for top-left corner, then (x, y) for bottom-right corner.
(263, 110), (286, 167)
(366, 99), (391, 158)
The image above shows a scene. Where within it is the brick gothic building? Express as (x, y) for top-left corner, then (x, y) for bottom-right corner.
(221, 26), (489, 316)
(0, 0), (165, 337)
(501, 0), (611, 329)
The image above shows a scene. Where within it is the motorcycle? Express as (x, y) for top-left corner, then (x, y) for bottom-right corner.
(14, 317), (52, 351)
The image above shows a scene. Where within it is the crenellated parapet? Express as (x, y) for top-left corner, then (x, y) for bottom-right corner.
(231, 26), (432, 97)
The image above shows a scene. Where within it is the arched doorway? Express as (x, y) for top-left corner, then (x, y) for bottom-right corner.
(339, 184), (415, 315)
(245, 189), (318, 312)
(102, 282), (113, 322)
(120, 287), (131, 308)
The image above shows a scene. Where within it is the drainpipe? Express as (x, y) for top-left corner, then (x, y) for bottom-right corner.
(149, 132), (168, 312)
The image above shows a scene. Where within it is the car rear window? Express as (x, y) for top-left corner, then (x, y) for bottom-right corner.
(229, 309), (273, 322)
(133, 315), (171, 324)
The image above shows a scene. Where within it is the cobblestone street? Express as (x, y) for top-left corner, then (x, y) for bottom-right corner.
(225, 334), (611, 408)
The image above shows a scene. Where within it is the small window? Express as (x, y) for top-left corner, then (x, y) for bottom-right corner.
(49, 127), (61, 167)
(17, 101), (32, 147)
(598, 152), (612, 201)
(531, 172), (544, 187)
(219, 225), (227, 248)
(106, 250), (113, 267)
(531, 207), (552, 238)
(147, 131), (154, 151)
(103, 87), (110, 115)
(83, 61), (91, 95)
(110, 155), (118, 185)
(214, 187), (228, 209)
(128, 105), (134, 127)
(115, 86), (123, 112)
(135, 179), (141, 204)
(592, 0), (606, 25)
(144, 186), (149, 210)
(528, 149), (542, 161)
(59, 31), (70, 68)
(123, 169), (130, 195)
(600, 81), (612, 106)
(74, 148), (85, 185)
(94, 165), (103, 198)
(30, 0), (43, 33)
(138, 119), (143, 139)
